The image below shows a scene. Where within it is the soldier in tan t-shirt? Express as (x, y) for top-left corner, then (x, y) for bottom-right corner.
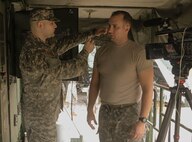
(87, 11), (154, 142)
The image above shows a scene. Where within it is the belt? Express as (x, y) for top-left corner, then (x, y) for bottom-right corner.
(102, 103), (136, 109)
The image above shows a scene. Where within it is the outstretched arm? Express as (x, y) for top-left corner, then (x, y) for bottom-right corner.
(55, 28), (106, 55)
(56, 38), (96, 79)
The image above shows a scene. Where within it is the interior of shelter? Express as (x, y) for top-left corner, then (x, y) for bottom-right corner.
(0, 0), (192, 142)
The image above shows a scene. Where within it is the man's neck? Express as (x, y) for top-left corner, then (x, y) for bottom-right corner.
(32, 30), (46, 43)
(115, 38), (129, 47)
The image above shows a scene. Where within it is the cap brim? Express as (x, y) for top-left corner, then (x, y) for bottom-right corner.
(50, 18), (60, 22)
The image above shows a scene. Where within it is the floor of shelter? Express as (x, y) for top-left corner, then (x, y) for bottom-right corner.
(56, 92), (100, 142)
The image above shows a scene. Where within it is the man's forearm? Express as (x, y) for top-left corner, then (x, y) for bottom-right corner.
(56, 30), (95, 55)
(87, 86), (99, 112)
(140, 91), (153, 118)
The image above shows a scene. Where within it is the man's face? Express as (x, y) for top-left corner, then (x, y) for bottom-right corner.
(107, 14), (130, 44)
(41, 20), (57, 39)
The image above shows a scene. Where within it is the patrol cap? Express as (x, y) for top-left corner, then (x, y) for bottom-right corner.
(30, 8), (59, 22)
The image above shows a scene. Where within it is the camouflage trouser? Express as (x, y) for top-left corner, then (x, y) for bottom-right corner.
(21, 101), (60, 142)
(22, 111), (58, 142)
(98, 103), (144, 142)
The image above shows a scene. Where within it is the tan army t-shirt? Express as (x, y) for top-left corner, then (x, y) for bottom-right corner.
(94, 40), (153, 105)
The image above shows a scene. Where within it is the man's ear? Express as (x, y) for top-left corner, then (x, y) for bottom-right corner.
(37, 21), (43, 28)
(125, 23), (131, 32)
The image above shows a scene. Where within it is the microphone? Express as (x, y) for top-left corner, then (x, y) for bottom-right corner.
(143, 18), (166, 27)
(156, 27), (192, 35)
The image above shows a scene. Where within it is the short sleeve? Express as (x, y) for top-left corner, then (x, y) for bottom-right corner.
(136, 48), (153, 72)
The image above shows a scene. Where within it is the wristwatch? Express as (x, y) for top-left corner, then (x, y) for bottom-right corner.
(139, 117), (148, 123)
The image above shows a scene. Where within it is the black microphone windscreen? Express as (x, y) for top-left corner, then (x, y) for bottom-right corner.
(143, 18), (164, 27)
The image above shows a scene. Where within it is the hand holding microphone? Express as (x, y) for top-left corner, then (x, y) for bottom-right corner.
(84, 38), (95, 53)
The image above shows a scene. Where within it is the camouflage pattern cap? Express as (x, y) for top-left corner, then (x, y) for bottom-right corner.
(30, 8), (59, 22)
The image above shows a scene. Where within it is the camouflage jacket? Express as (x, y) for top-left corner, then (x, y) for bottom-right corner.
(19, 32), (91, 128)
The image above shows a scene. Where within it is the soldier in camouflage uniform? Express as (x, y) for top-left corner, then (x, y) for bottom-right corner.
(87, 11), (154, 142)
(19, 8), (105, 142)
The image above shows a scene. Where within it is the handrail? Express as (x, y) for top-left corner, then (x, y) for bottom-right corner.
(161, 113), (192, 133)
(154, 82), (170, 91)
(146, 82), (192, 141)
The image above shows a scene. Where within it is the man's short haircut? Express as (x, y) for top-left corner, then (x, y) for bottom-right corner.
(111, 11), (133, 25)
